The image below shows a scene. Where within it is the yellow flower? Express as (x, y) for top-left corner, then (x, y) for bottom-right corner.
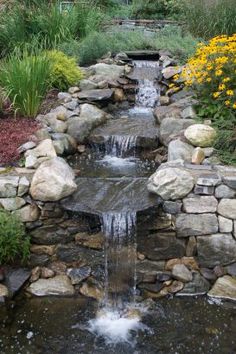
(213, 92), (221, 98)
(233, 103), (236, 109)
(223, 77), (230, 83)
(225, 100), (230, 106)
(215, 69), (223, 76)
(206, 78), (212, 82)
(226, 90), (234, 96)
(218, 84), (226, 91)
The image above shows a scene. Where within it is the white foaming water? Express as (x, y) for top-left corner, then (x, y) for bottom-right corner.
(98, 155), (137, 168)
(88, 307), (149, 345)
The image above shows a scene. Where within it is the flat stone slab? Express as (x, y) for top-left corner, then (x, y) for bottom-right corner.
(27, 275), (75, 296)
(90, 117), (159, 149)
(77, 89), (114, 102)
(208, 275), (236, 301)
(61, 177), (159, 215)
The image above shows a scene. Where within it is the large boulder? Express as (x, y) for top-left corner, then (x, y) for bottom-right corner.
(67, 104), (108, 143)
(197, 233), (236, 267)
(184, 124), (217, 147)
(25, 139), (57, 159)
(160, 118), (194, 146)
(168, 139), (194, 162)
(91, 63), (124, 79)
(27, 275), (75, 296)
(148, 167), (194, 200)
(30, 157), (77, 202)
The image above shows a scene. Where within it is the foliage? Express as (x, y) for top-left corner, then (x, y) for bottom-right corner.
(46, 50), (83, 91)
(0, 51), (51, 117)
(76, 26), (198, 65)
(179, 34), (236, 164)
(131, 0), (184, 20)
(182, 0), (236, 39)
(0, 209), (30, 264)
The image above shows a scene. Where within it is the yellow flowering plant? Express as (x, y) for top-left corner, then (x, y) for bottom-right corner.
(177, 34), (236, 164)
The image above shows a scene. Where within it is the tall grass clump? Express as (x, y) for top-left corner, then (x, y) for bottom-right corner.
(0, 51), (51, 117)
(76, 27), (198, 65)
(183, 0), (236, 39)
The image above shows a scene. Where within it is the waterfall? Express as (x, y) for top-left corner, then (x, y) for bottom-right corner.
(102, 211), (137, 310)
(105, 135), (137, 158)
(133, 60), (160, 108)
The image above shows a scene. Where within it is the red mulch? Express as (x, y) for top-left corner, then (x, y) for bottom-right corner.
(0, 117), (39, 166)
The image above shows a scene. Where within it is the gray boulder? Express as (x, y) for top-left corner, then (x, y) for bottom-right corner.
(160, 118), (194, 146)
(168, 139), (194, 162)
(218, 199), (236, 219)
(176, 214), (218, 237)
(91, 63), (124, 79)
(27, 275), (75, 296)
(0, 176), (19, 198)
(208, 275), (236, 301)
(184, 124), (217, 147)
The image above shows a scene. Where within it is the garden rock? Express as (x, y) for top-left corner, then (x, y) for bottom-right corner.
(28, 275), (75, 296)
(218, 216), (233, 233)
(215, 185), (235, 199)
(168, 140), (194, 162)
(67, 104), (108, 143)
(192, 147), (205, 164)
(0, 285), (9, 298)
(91, 63), (124, 79)
(5, 268), (31, 297)
(18, 177), (30, 196)
(77, 89), (113, 102)
(183, 196), (218, 213)
(172, 264), (193, 282)
(67, 266), (91, 285)
(223, 176), (236, 190)
(208, 276), (236, 301)
(177, 273), (210, 296)
(18, 141), (36, 154)
(51, 133), (77, 156)
(58, 92), (72, 101)
(160, 118), (194, 146)
(30, 157), (77, 202)
(79, 279), (104, 301)
(184, 124), (217, 147)
(14, 204), (40, 222)
(0, 197), (26, 211)
(181, 106), (196, 119)
(0, 176), (19, 198)
(218, 199), (236, 219)
(80, 79), (98, 91)
(176, 214), (218, 237)
(25, 155), (39, 169)
(162, 66), (182, 80)
(25, 139), (57, 159)
(197, 234), (236, 267)
(148, 167), (194, 200)
(154, 105), (181, 124)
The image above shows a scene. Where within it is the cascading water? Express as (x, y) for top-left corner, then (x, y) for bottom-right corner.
(105, 135), (137, 158)
(133, 60), (160, 109)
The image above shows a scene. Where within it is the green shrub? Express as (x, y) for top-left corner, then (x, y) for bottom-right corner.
(46, 50), (83, 91)
(182, 0), (236, 39)
(0, 51), (51, 117)
(0, 209), (30, 264)
(77, 27), (198, 66)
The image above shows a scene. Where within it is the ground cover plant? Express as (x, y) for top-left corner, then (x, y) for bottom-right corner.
(0, 209), (30, 264)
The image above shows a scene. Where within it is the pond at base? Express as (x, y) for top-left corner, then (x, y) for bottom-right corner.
(0, 297), (235, 354)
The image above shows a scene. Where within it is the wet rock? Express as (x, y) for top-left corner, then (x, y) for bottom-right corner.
(215, 185), (235, 199)
(148, 167), (194, 200)
(30, 157), (77, 202)
(200, 268), (217, 281)
(184, 124), (217, 147)
(0, 284), (9, 298)
(136, 260), (165, 283)
(168, 140), (194, 162)
(197, 234), (236, 267)
(218, 199), (236, 219)
(138, 282), (164, 293)
(163, 201), (182, 214)
(67, 266), (91, 285)
(218, 216), (233, 233)
(31, 226), (73, 245)
(208, 276), (236, 301)
(77, 89), (113, 102)
(25, 139), (57, 159)
(79, 278), (104, 300)
(91, 63), (124, 79)
(138, 232), (186, 261)
(41, 267), (55, 279)
(183, 196), (218, 213)
(186, 236), (197, 257)
(0, 197), (26, 211)
(18, 177), (30, 196)
(165, 257), (199, 271)
(114, 88), (125, 102)
(30, 245), (56, 256)
(176, 214), (218, 237)
(225, 263), (236, 276)
(177, 273), (210, 296)
(56, 244), (102, 266)
(160, 118), (194, 146)
(67, 104), (108, 143)
(30, 267), (41, 282)
(5, 268), (31, 297)
(0, 176), (19, 198)
(75, 232), (104, 250)
(14, 204), (40, 222)
(172, 264), (193, 282)
(192, 147), (205, 164)
(28, 275), (75, 296)
(213, 265), (225, 278)
(167, 280), (184, 294)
